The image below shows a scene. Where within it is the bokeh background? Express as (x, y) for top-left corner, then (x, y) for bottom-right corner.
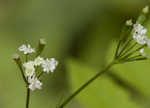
(1, 0), (150, 108)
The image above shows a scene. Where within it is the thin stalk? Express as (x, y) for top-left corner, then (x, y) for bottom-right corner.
(127, 57), (147, 61)
(126, 54), (142, 60)
(37, 71), (44, 78)
(14, 59), (28, 85)
(26, 54), (28, 62)
(120, 57), (147, 63)
(25, 54), (30, 108)
(26, 88), (30, 108)
(115, 40), (121, 58)
(117, 38), (132, 57)
(58, 61), (115, 108)
(119, 42), (137, 58)
(120, 45), (146, 60)
(35, 39), (46, 57)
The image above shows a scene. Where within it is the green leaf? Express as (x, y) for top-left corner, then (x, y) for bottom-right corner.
(67, 58), (141, 108)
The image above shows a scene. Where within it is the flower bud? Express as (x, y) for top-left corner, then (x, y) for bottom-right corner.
(36, 39), (46, 57)
(142, 6), (149, 14)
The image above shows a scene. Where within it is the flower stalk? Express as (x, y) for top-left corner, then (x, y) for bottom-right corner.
(36, 39), (46, 57)
(13, 39), (58, 108)
(26, 88), (30, 108)
(58, 61), (116, 108)
(58, 5), (150, 108)
(13, 54), (28, 85)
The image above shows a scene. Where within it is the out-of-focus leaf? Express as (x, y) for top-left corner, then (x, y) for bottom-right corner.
(67, 58), (141, 108)
(106, 40), (150, 96)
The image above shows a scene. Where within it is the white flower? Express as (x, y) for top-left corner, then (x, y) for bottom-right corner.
(42, 58), (58, 73)
(142, 6), (149, 14)
(133, 35), (147, 45)
(28, 75), (42, 91)
(133, 24), (147, 36)
(126, 19), (133, 26)
(34, 56), (44, 66)
(133, 24), (148, 45)
(18, 44), (35, 54)
(140, 48), (146, 57)
(23, 61), (35, 77)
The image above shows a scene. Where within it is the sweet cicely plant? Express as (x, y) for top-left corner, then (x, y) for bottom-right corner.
(13, 39), (58, 108)
(12, 5), (150, 108)
(57, 5), (150, 108)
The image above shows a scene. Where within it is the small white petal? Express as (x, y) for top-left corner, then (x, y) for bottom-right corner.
(126, 19), (133, 26)
(135, 35), (147, 45)
(23, 61), (35, 77)
(18, 44), (35, 54)
(28, 75), (42, 91)
(18, 44), (26, 51)
(133, 24), (148, 45)
(34, 56), (44, 66)
(141, 29), (147, 34)
(140, 48), (146, 57)
(42, 58), (58, 73)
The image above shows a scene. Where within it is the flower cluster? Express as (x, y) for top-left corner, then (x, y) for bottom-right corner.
(133, 24), (148, 45)
(17, 42), (58, 91)
(19, 44), (35, 54)
(114, 6), (150, 63)
(132, 24), (150, 58)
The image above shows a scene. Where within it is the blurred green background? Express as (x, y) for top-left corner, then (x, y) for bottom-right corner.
(1, 0), (150, 108)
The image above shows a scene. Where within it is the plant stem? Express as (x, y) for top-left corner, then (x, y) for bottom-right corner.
(26, 54), (28, 62)
(120, 45), (146, 60)
(26, 88), (30, 108)
(115, 40), (121, 58)
(119, 42), (137, 58)
(37, 71), (44, 78)
(14, 58), (28, 85)
(117, 38), (132, 57)
(58, 61), (115, 108)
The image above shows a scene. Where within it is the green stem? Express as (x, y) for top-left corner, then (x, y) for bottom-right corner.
(58, 61), (115, 108)
(37, 71), (44, 78)
(25, 55), (30, 108)
(126, 54), (142, 60)
(119, 42), (137, 58)
(115, 40), (121, 58)
(35, 39), (46, 57)
(26, 54), (28, 62)
(117, 38), (132, 57)
(121, 57), (147, 63)
(120, 45), (146, 60)
(14, 58), (28, 85)
(26, 88), (30, 108)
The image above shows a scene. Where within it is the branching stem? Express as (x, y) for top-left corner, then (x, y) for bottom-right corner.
(58, 61), (115, 108)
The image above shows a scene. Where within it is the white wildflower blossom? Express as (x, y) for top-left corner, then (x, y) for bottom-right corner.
(18, 44), (35, 54)
(15, 40), (59, 92)
(133, 24), (148, 45)
(34, 56), (44, 66)
(142, 6), (149, 14)
(126, 19), (133, 26)
(28, 75), (42, 91)
(133, 24), (147, 36)
(134, 35), (147, 45)
(23, 61), (35, 77)
(140, 48), (146, 57)
(42, 58), (58, 73)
